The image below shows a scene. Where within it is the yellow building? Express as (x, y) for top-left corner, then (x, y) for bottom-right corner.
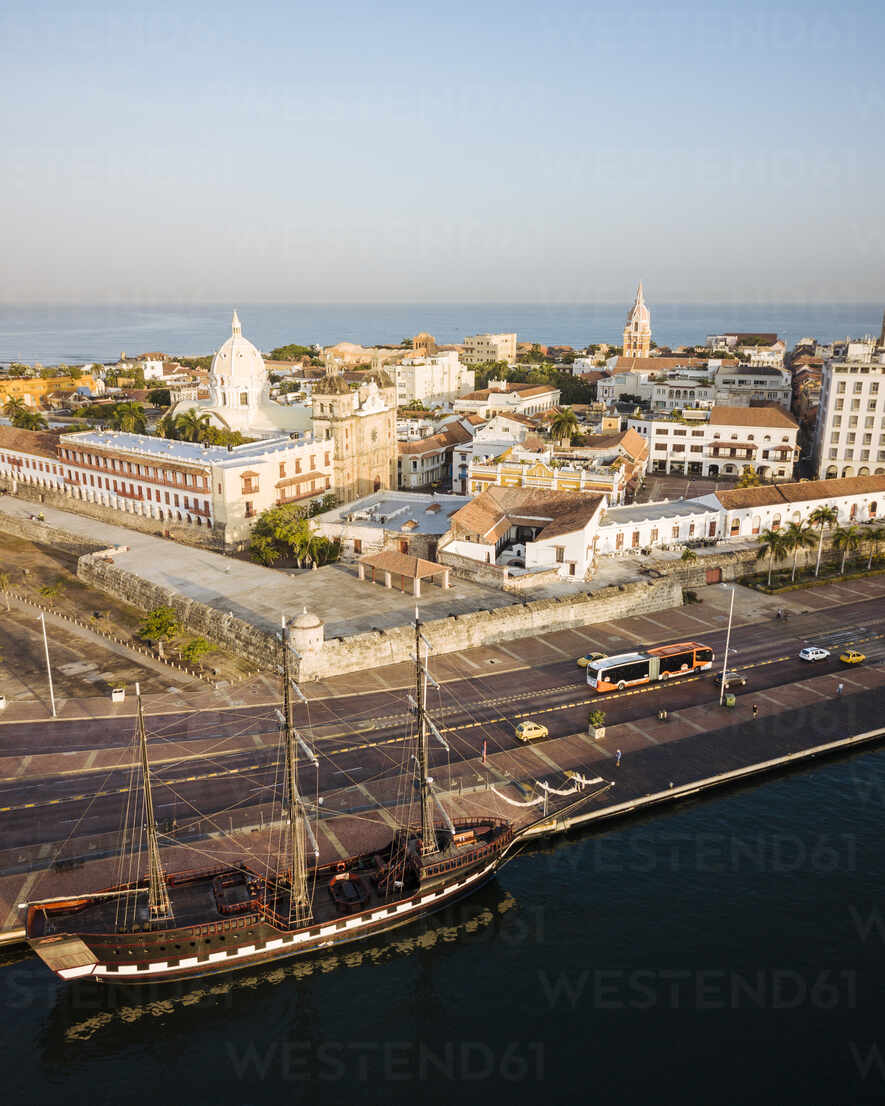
(0, 375), (96, 408)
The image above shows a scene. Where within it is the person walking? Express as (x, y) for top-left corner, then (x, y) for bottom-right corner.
(837, 683), (844, 696)
(752, 703), (759, 720)
(615, 748), (622, 768)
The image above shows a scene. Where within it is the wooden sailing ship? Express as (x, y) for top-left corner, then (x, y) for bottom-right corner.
(24, 615), (597, 985)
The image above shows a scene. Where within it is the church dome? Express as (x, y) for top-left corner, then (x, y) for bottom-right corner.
(210, 310), (267, 385)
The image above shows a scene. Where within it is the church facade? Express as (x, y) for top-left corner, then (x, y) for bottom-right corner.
(311, 371), (398, 503)
(171, 311), (397, 506)
(623, 282), (652, 358)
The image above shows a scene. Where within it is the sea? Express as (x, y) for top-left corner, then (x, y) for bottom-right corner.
(3, 748), (884, 1106)
(0, 302), (882, 365)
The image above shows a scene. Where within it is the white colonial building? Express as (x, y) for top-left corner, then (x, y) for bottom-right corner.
(628, 405), (798, 480)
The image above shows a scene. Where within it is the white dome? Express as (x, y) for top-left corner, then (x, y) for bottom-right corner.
(291, 607), (322, 629)
(210, 310), (267, 386)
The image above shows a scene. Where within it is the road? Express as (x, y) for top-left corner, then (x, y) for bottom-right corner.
(2, 592), (883, 862)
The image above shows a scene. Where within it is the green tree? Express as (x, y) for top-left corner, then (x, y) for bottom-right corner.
(139, 606), (179, 642)
(808, 504), (839, 577)
(7, 364), (30, 378)
(866, 524), (885, 570)
(247, 504), (340, 566)
(783, 521), (815, 582)
(832, 524), (862, 575)
(181, 637), (211, 665)
(680, 548), (697, 562)
(268, 343), (314, 361)
(66, 366), (83, 380)
(175, 408), (213, 443)
(2, 396), (28, 419)
(108, 401), (147, 433)
(147, 388), (172, 407)
(11, 409), (48, 430)
(155, 414), (180, 439)
(550, 406), (580, 445)
(756, 527), (788, 587)
(737, 465), (762, 488)
(39, 579), (65, 603)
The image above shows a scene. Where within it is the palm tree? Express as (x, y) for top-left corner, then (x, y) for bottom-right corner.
(866, 524), (885, 570)
(174, 408), (213, 443)
(154, 414), (180, 440)
(2, 396), (27, 420)
(108, 401), (147, 433)
(808, 504), (839, 577)
(756, 527), (789, 587)
(550, 407), (579, 446)
(783, 521), (816, 582)
(11, 409), (48, 430)
(832, 524), (862, 575)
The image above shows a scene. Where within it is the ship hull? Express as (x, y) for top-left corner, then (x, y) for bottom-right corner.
(29, 840), (512, 986)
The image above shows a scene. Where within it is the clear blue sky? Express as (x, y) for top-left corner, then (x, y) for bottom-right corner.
(2, 0), (883, 304)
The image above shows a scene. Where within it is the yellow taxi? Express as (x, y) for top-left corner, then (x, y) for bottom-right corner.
(576, 652), (604, 668)
(839, 650), (866, 665)
(515, 720), (549, 743)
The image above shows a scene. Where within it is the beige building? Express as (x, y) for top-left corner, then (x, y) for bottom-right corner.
(462, 333), (517, 365)
(311, 370), (397, 503)
(453, 379), (560, 419)
(394, 351), (475, 408)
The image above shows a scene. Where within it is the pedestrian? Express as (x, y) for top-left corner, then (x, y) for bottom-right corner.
(837, 683), (844, 696)
(615, 748), (622, 768)
(752, 703), (759, 720)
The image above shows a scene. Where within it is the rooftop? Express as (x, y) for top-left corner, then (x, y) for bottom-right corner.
(59, 429), (317, 466)
(715, 474), (885, 510)
(707, 406), (797, 429)
(0, 425), (61, 459)
(317, 490), (471, 535)
(602, 498), (714, 525)
(450, 486), (605, 544)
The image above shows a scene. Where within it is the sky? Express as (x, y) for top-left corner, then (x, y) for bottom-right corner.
(2, 0), (884, 304)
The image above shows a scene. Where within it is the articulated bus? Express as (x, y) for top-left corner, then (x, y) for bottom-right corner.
(586, 642), (714, 692)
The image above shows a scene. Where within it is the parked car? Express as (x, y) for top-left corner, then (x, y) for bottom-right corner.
(576, 652), (605, 668)
(839, 650), (866, 665)
(714, 670), (747, 689)
(799, 646), (830, 662)
(515, 720), (549, 743)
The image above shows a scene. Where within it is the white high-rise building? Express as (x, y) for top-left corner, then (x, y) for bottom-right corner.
(813, 355), (885, 479)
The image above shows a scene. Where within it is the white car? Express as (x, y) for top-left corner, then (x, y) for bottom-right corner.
(799, 646), (830, 662)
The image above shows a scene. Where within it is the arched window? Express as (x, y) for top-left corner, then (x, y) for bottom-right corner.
(772, 514), (781, 530)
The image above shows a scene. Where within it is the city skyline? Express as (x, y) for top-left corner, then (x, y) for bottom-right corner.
(2, 0), (883, 305)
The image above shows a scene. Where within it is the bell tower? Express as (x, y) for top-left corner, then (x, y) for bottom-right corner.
(623, 282), (652, 358)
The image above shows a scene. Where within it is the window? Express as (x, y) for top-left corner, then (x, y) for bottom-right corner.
(672, 525), (679, 538)
(650, 528), (659, 543)
(555, 546), (565, 563)
(279, 463), (286, 478)
(353, 539), (362, 554)
(240, 391), (249, 405)
(245, 501), (255, 518)
(632, 531), (640, 548)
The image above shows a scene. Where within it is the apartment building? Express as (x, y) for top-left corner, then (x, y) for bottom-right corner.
(812, 356), (885, 479)
(394, 351), (475, 407)
(461, 333), (517, 366)
(453, 379), (560, 419)
(628, 405), (798, 480)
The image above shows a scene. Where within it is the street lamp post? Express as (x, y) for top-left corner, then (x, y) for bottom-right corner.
(719, 586), (735, 707)
(40, 611), (57, 718)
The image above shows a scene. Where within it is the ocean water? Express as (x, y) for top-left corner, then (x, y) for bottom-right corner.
(2, 747), (884, 1106)
(0, 302), (882, 365)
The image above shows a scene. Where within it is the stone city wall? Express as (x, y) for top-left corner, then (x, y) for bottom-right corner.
(0, 509), (104, 558)
(299, 576), (683, 680)
(76, 550), (683, 679)
(78, 554), (280, 669)
(0, 477), (225, 550)
(437, 548), (561, 591)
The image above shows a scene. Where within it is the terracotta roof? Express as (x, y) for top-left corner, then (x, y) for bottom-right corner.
(716, 475), (885, 510)
(449, 486), (604, 544)
(360, 551), (446, 579)
(0, 426), (61, 459)
(707, 406), (797, 429)
(397, 421), (472, 456)
(457, 383), (558, 402)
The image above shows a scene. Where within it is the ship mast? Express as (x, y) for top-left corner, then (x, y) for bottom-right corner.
(136, 683), (171, 920)
(281, 618), (312, 925)
(414, 610), (437, 855)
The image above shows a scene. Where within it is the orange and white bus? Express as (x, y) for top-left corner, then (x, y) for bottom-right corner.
(586, 641), (714, 692)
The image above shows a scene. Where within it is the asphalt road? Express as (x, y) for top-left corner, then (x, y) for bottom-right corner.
(1, 594), (883, 861)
